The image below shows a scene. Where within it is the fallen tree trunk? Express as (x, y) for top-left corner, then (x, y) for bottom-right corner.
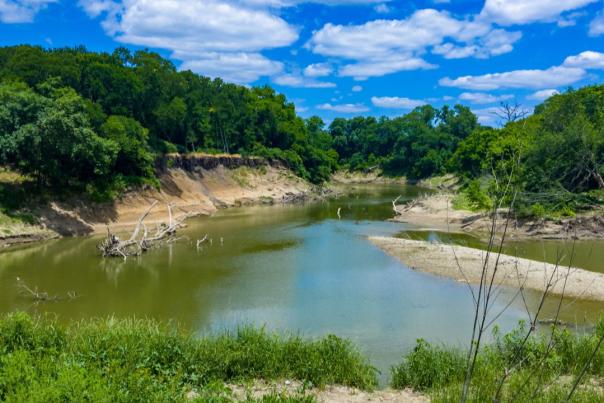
(98, 202), (189, 259)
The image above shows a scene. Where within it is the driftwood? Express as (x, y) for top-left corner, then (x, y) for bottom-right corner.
(16, 277), (78, 302)
(98, 201), (188, 259)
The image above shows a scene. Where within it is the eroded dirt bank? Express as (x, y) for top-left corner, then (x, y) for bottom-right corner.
(370, 236), (604, 302)
(392, 193), (604, 240)
(0, 155), (311, 248)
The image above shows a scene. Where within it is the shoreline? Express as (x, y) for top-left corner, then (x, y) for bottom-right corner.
(392, 193), (604, 241)
(370, 236), (604, 302)
(1, 161), (313, 250)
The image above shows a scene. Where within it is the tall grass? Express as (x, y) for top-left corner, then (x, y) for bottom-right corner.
(0, 312), (377, 402)
(391, 320), (604, 401)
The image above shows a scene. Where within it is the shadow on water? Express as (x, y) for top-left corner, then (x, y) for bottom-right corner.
(1, 184), (603, 384)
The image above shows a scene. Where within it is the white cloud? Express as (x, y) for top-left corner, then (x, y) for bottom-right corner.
(307, 8), (521, 79)
(590, 12), (604, 36)
(472, 106), (501, 126)
(303, 63), (332, 77)
(440, 66), (586, 90)
(526, 89), (560, 101)
(241, 0), (387, 6)
(433, 29), (521, 59)
(181, 52), (283, 83)
(479, 0), (597, 26)
(371, 96), (426, 109)
(373, 3), (389, 13)
(458, 92), (513, 104)
(80, 0), (297, 83)
(317, 103), (369, 113)
(352, 85), (362, 92)
(272, 73), (336, 88)
(563, 51), (604, 69)
(339, 55), (436, 80)
(557, 11), (586, 27)
(0, 0), (56, 23)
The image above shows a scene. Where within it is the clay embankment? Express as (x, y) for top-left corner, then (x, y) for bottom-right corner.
(1, 154), (310, 248)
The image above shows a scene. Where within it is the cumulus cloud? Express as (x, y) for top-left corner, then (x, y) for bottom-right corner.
(373, 3), (389, 13)
(479, 0), (597, 26)
(80, 0), (297, 83)
(317, 103), (369, 113)
(303, 63), (332, 77)
(352, 85), (362, 92)
(526, 89), (560, 101)
(307, 9), (521, 79)
(458, 92), (513, 104)
(181, 52), (283, 83)
(272, 73), (336, 88)
(563, 51), (604, 69)
(590, 12), (604, 36)
(471, 106), (501, 126)
(339, 56), (436, 80)
(440, 66), (586, 90)
(371, 96), (426, 109)
(0, 0), (56, 23)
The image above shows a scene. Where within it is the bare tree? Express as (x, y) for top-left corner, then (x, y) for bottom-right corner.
(493, 101), (529, 125)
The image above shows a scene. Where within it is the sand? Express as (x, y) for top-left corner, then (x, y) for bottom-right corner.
(370, 236), (604, 302)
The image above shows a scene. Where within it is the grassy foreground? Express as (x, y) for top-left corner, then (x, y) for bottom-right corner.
(0, 313), (377, 402)
(391, 321), (604, 402)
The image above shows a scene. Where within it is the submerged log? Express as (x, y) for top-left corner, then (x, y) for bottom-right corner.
(98, 202), (189, 259)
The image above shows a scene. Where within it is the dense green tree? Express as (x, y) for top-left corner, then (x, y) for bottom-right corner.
(100, 115), (155, 181)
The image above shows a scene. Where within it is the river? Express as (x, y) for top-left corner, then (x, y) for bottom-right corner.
(0, 184), (602, 383)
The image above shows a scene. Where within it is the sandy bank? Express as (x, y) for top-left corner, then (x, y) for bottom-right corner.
(370, 236), (604, 302)
(392, 193), (604, 240)
(1, 156), (311, 248)
(330, 170), (406, 185)
(191, 380), (428, 402)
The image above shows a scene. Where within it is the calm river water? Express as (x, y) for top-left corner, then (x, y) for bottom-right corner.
(1, 185), (602, 382)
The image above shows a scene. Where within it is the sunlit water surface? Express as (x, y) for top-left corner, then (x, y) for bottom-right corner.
(1, 185), (602, 383)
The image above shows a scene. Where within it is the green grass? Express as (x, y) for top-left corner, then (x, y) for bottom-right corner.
(0, 312), (377, 402)
(391, 321), (604, 402)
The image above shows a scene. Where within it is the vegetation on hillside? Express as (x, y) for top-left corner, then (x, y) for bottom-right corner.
(0, 45), (603, 217)
(0, 312), (376, 402)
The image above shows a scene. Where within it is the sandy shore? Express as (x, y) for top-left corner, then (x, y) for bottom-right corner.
(370, 236), (604, 302)
(190, 380), (428, 402)
(392, 193), (604, 240)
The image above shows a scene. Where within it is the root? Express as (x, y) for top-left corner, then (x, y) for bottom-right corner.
(98, 202), (191, 259)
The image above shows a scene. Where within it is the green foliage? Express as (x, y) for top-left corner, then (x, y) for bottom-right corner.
(0, 46), (337, 186)
(332, 105), (479, 179)
(391, 339), (466, 391)
(0, 313), (377, 401)
(391, 320), (604, 402)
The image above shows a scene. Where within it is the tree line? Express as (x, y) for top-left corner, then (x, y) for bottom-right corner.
(0, 45), (602, 216)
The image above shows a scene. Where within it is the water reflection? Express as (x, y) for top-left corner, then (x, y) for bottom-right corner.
(0, 185), (602, 382)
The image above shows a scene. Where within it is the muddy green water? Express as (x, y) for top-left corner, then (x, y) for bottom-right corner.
(1, 185), (603, 383)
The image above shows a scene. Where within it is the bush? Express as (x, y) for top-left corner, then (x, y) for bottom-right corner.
(391, 320), (604, 402)
(0, 313), (377, 401)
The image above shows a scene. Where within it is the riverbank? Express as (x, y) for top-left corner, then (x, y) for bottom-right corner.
(392, 193), (604, 240)
(370, 236), (604, 301)
(0, 312), (427, 402)
(0, 155), (312, 249)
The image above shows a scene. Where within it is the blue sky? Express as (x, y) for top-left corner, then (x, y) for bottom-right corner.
(1, 0), (604, 125)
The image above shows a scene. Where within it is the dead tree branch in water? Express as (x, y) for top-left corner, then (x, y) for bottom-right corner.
(98, 202), (190, 259)
(16, 277), (79, 303)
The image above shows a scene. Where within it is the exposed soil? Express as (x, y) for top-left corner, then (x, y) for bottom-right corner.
(370, 236), (604, 302)
(392, 193), (604, 241)
(330, 170), (406, 185)
(1, 155), (311, 249)
(187, 380), (428, 402)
